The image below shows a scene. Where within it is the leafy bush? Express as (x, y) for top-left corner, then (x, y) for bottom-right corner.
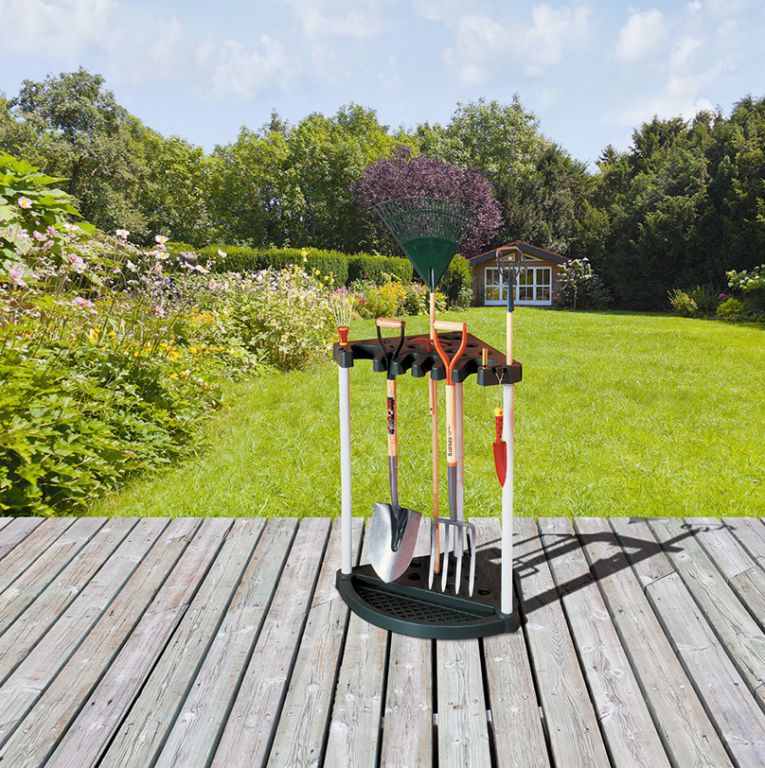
(727, 264), (765, 313)
(356, 279), (407, 318)
(199, 245), (349, 285)
(560, 259), (611, 309)
(716, 297), (748, 321)
(686, 285), (719, 316)
(347, 254), (412, 285)
(668, 288), (699, 317)
(438, 255), (472, 309)
(402, 282), (428, 315)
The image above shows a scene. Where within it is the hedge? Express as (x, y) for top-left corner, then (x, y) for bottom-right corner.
(193, 245), (413, 287)
(347, 254), (413, 285)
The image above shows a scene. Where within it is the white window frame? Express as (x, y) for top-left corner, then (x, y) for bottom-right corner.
(484, 265), (552, 306)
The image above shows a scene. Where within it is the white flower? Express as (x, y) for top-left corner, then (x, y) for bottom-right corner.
(126, 260), (137, 273)
(17, 197), (32, 209)
(115, 229), (130, 239)
(217, 249), (227, 259)
(155, 235), (169, 245)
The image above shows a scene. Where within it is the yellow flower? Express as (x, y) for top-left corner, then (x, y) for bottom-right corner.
(170, 373), (179, 380)
(87, 328), (98, 343)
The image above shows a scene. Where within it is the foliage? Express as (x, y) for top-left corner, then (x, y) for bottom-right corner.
(438, 255), (473, 309)
(685, 285), (720, 316)
(346, 253), (412, 285)
(668, 289), (699, 317)
(355, 279), (407, 319)
(716, 297), (747, 321)
(727, 264), (765, 313)
(354, 146), (502, 258)
(202, 244), (349, 284)
(559, 259), (611, 310)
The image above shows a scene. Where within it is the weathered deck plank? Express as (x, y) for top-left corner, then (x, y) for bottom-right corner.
(724, 518), (765, 568)
(0, 518), (165, 749)
(268, 519), (364, 768)
(46, 519), (232, 768)
(154, 518), (298, 768)
(576, 517), (733, 768)
(0, 516), (762, 768)
(100, 518), (266, 768)
(324, 520), (389, 768)
(540, 517), (671, 768)
(0, 517), (43, 561)
(474, 518), (550, 768)
(649, 518), (765, 701)
(514, 517), (611, 768)
(211, 518), (332, 768)
(0, 518), (203, 768)
(0, 518), (74, 594)
(378, 520), (433, 768)
(0, 517), (132, 681)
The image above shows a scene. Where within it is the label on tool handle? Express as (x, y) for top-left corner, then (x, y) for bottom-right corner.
(387, 396), (395, 435)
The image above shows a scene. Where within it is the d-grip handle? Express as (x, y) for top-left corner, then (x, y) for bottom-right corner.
(376, 317), (404, 329)
(433, 320), (464, 332)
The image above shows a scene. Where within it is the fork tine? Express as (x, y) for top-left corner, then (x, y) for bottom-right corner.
(455, 537), (463, 595)
(467, 525), (476, 597)
(441, 525), (450, 592)
(428, 525), (437, 589)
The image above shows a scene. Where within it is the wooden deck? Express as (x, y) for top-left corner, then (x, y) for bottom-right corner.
(0, 516), (764, 767)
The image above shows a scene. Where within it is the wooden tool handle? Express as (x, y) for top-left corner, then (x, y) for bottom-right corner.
(376, 317), (404, 329)
(445, 383), (456, 467)
(433, 320), (464, 332)
(387, 378), (397, 458)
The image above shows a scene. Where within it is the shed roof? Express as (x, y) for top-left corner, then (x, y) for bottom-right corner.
(469, 240), (570, 267)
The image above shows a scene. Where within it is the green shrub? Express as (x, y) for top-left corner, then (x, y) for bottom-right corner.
(402, 282), (429, 315)
(560, 259), (612, 309)
(716, 297), (747, 321)
(199, 245), (349, 285)
(668, 288), (699, 317)
(357, 280), (407, 318)
(347, 254), (412, 285)
(686, 285), (719, 316)
(436, 255), (472, 309)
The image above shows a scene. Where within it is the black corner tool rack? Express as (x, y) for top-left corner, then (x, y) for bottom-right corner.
(333, 330), (522, 640)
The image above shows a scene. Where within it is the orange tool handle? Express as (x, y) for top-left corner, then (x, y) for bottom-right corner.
(431, 321), (468, 387)
(376, 317), (404, 329)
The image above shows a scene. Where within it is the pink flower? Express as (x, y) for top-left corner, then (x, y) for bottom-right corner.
(68, 253), (86, 273)
(155, 235), (169, 245)
(32, 230), (47, 242)
(71, 296), (95, 310)
(8, 267), (27, 288)
(17, 197), (32, 209)
(46, 226), (56, 237)
(43, 240), (55, 251)
(719, 293), (728, 299)
(154, 305), (166, 317)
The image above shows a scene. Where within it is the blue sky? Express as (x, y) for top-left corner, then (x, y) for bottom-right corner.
(1, 0), (763, 166)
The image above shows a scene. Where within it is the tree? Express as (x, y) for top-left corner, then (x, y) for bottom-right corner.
(1, 69), (149, 236)
(354, 146), (502, 258)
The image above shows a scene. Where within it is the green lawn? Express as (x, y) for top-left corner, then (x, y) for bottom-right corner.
(93, 308), (765, 518)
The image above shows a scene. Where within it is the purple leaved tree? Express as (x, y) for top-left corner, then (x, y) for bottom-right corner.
(355, 147), (502, 258)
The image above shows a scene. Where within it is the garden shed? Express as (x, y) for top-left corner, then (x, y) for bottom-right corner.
(469, 241), (570, 306)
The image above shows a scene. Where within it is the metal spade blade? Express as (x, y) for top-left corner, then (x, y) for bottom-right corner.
(368, 502), (421, 582)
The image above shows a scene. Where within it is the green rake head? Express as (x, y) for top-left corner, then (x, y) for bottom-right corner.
(373, 196), (471, 290)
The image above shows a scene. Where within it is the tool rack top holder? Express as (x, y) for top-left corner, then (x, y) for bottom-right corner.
(334, 330), (522, 640)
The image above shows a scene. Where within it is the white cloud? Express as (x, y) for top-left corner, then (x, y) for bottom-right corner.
(443, 4), (590, 85)
(0, 0), (116, 56)
(196, 37), (297, 100)
(616, 9), (668, 63)
(670, 37), (702, 71)
(688, 1), (702, 13)
(289, 0), (388, 39)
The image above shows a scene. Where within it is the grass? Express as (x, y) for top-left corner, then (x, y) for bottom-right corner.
(92, 308), (765, 518)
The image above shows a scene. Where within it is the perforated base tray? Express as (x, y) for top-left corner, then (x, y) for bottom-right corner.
(336, 557), (517, 639)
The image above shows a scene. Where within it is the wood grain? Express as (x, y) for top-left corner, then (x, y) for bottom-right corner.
(154, 518), (299, 768)
(576, 516), (732, 768)
(514, 517), (611, 768)
(268, 518), (364, 768)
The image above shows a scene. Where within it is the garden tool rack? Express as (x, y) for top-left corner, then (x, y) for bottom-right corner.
(334, 330), (522, 640)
